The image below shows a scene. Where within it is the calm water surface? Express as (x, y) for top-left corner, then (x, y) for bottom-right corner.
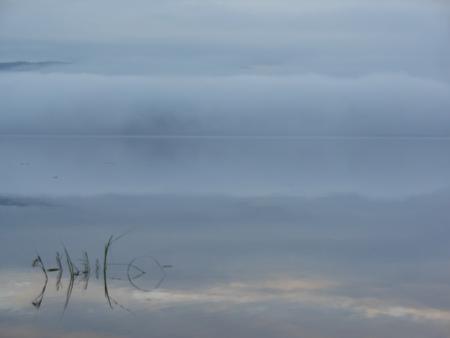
(1, 136), (450, 338)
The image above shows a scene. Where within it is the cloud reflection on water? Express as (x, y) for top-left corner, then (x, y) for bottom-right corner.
(2, 270), (450, 325)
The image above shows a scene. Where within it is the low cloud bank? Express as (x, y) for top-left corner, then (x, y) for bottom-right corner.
(1, 72), (449, 136)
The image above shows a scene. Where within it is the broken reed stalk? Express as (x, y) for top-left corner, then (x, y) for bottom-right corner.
(46, 251), (64, 273)
(62, 246), (76, 313)
(32, 254), (48, 280)
(63, 246), (74, 277)
(83, 251), (90, 274)
(32, 277), (47, 309)
(31, 254), (48, 309)
(55, 251), (63, 290)
(82, 251), (91, 290)
(32, 231), (140, 313)
(95, 258), (100, 279)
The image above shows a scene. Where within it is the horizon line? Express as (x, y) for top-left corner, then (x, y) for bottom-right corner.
(1, 133), (450, 140)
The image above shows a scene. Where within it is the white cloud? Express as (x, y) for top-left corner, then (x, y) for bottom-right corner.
(2, 269), (450, 323)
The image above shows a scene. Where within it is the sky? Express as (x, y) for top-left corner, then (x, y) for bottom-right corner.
(1, 0), (450, 136)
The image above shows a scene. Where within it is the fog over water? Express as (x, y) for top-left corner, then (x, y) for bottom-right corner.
(1, 136), (450, 197)
(1, 0), (450, 337)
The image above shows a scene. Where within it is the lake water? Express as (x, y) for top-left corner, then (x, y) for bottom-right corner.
(1, 136), (450, 338)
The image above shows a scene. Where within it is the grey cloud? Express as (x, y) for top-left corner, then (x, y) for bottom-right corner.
(0, 0), (449, 79)
(0, 61), (68, 72)
(0, 196), (53, 207)
(0, 72), (449, 136)
(0, 0), (446, 41)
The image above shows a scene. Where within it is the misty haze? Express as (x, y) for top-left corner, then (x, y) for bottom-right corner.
(1, 1), (450, 338)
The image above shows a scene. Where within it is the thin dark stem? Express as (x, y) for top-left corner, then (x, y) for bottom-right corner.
(103, 235), (114, 309)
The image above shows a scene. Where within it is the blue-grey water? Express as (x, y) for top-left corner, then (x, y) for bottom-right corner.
(1, 136), (450, 338)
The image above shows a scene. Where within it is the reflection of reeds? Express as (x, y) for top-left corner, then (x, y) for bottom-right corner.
(102, 234), (135, 313)
(81, 251), (90, 289)
(126, 256), (166, 292)
(55, 252), (63, 291)
(64, 246), (74, 277)
(103, 235), (114, 308)
(31, 254), (48, 309)
(63, 274), (75, 313)
(32, 254), (48, 280)
(32, 278), (47, 309)
(46, 268), (59, 272)
(128, 264), (146, 280)
(63, 246), (75, 313)
(95, 258), (100, 279)
(29, 228), (163, 314)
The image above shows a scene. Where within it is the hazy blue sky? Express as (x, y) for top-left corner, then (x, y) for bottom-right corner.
(1, 0), (450, 135)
